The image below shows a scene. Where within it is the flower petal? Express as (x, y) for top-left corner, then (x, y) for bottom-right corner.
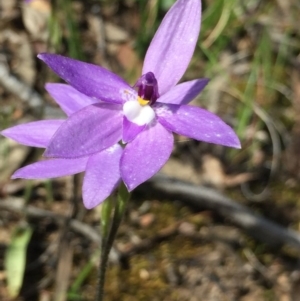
(46, 83), (99, 116)
(158, 78), (209, 105)
(12, 157), (88, 179)
(121, 122), (173, 191)
(142, 0), (201, 95)
(156, 104), (241, 148)
(38, 53), (132, 104)
(82, 144), (122, 209)
(122, 117), (145, 143)
(45, 104), (123, 158)
(1, 120), (64, 148)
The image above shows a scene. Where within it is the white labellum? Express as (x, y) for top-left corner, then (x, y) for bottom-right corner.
(123, 101), (155, 126)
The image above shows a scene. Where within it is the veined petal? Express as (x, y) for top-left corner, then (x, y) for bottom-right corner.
(38, 53), (132, 104)
(156, 104), (241, 148)
(142, 0), (201, 95)
(46, 83), (99, 116)
(1, 120), (64, 148)
(122, 117), (145, 143)
(83, 144), (122, 209)
(12, 157), (88, 179)
(158, 78), (209, 105)
(121, 122), (173, 191)
(45, 103), (123, 158)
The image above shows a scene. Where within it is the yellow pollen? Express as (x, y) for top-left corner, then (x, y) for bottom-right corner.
(138, 96), (149, 106)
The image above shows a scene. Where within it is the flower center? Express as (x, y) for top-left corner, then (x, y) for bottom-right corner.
(123, 101), (155, 126)
(134, 72), (159, 106)
(122, 72), (158, 126)
(137, 96), (149, 106)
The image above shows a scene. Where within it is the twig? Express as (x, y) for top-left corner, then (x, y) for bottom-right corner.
(120, 222), (180, 257)
(4, 174), (300, 255)
(241, 103), (282, 201)
(138, 174), (300, 251)
(0, 59), (74, 120)
(0, 61), (44, 110)
(53, 174), (80, 301)
(53, 238), (74, 301)
(0, 197), (120, 262)
(243, 248), (270, 278)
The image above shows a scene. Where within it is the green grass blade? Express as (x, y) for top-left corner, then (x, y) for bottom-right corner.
(62, 0), (84, 59)
(4, 224), (33, 298)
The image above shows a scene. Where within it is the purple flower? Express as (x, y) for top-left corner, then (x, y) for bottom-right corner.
(2, 0), (240, 208)
(2, 85), (123, 209)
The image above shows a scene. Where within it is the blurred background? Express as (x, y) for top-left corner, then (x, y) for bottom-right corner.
(1, 0), (300, 300)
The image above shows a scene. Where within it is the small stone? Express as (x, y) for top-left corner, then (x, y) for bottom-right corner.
(139, 269), (150, 280)
(139, 213), (155, 228)
(178, 222), (196, 235)
(104, 22), (129, 42)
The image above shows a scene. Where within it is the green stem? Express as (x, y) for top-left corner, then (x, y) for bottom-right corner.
(96, 196), (113, 301)
(95, 182), (130, 301)
(106, 182), (130, 253)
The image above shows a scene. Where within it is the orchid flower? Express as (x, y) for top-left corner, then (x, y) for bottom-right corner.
(2, 0), (240, 209)
(2, 85), (122, 209)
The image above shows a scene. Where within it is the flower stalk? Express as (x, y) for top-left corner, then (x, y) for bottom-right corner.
(96, 182), (130, 301)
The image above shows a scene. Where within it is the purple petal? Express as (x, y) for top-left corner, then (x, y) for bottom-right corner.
(121, 122), (173, 191)
(46, 83), (99, 116)
(156, 104), (241, 148)
(38, 53), (132, 104)
(142, 0), (201, 95)
(45, 103), (123, 158)
(83, 144), (122, 209)
(12, 157), (88, 179)
(1, 120), (64, 148)
(158, 78), (209, 105)
(122, 117), (145, 143)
